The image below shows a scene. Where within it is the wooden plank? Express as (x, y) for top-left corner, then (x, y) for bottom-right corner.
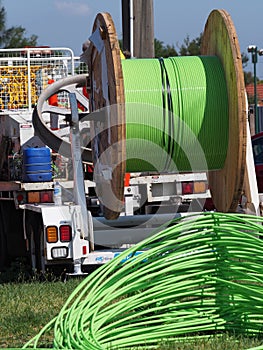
(0, 181), (21, 191)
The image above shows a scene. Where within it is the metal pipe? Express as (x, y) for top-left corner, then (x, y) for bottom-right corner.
(130, 0), (134, 57)
(253, 52), (258, 133)
(27, 50), (32, 113)
(92, 212), (191, 229)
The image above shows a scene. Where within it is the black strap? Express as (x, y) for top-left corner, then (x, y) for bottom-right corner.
(158, 58), (175, 171)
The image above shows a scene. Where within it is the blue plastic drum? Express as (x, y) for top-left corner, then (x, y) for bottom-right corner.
(23, 147), (52, 182)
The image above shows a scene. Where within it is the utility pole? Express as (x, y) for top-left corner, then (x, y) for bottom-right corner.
(247, 45), (263, 134)
(122, 0), (154, 58)
(121, 0), (131, 55)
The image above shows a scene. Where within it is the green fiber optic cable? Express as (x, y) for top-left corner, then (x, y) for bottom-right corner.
(122, 56), (229, 172)
(22, 212), (263, 350)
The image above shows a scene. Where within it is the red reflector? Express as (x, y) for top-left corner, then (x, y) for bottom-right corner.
(182, 182), (194, 195)
(83, 246), (87, 255)
(16, 194), (24, 202)
(124, 173), (131, 187)
(59, 225), (72, 242)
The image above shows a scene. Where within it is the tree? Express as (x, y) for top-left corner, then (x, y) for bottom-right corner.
(0, 3), (37, 48)
(1, 26), (38, 48)
(244, 71), (255, 86)
(178, 33), (202, 56)
(154, 38), (178, 58)
(242, 52), (249, 69)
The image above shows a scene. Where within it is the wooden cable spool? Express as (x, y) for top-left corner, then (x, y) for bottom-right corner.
(201, 10), (247, 213)
(87, 9), (246, 219)
(88, 13), (126, 220)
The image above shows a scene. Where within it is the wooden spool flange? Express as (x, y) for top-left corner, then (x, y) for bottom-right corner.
(201, 9), (247, 212)
(88, 12), (126, 219)
(88, 10), (246, 219)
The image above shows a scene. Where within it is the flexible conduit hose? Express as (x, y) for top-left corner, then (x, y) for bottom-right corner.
(23, 212), (263, 349)
(122, 56), (229, 172)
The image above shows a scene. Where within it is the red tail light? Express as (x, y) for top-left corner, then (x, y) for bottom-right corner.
(182, 182), (194, 195)
(40, 191), (53, 203)
(59, 225), (72, 242)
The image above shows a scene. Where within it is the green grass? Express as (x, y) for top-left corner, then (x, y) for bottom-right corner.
(0, 277), (80, 348)
(157, 336), (263, 349)
(0, 267), (262, 349)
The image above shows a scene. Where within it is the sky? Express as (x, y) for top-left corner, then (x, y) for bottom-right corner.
(3, 0), (263, 78)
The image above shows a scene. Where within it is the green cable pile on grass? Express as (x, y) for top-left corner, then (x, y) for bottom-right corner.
(23, 212), (263, 349)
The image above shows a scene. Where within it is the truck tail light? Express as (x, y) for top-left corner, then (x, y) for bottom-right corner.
(193, 181), (207, 193)
(27, 190), (53, 204)
(60, 225), (72, 242)
(28, 191), (40, 203)
(40, 191), (53, 203)
(182, 181), (207, 195)
(46, 226), (58, 243)
(182, 182), (194, 195)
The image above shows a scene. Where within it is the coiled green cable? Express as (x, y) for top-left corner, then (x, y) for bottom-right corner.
(23, 212), (263, 349)
(122, 56), (229, 172)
